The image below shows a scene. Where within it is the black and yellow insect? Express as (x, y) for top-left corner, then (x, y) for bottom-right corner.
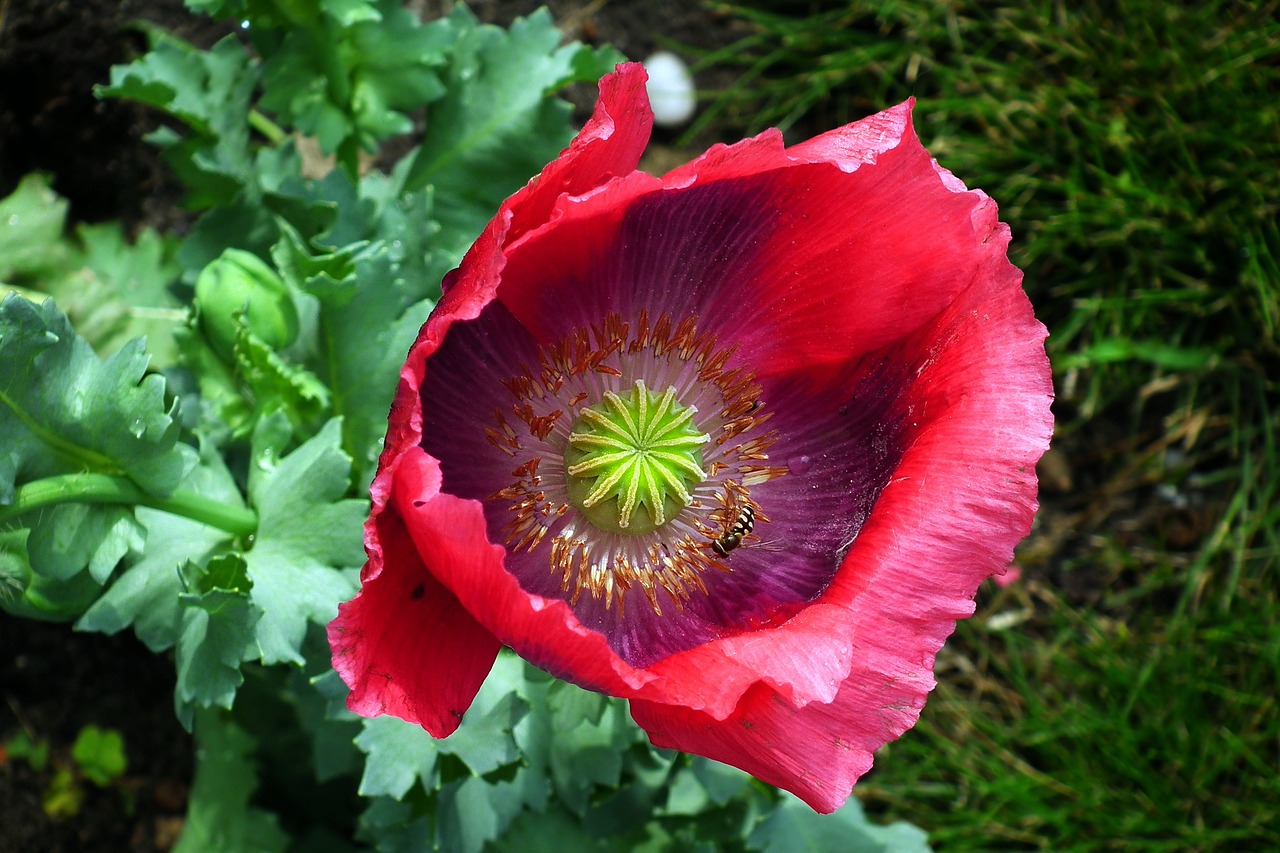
(712, 503), (755, 557)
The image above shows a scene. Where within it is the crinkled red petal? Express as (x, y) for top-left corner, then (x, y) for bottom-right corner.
(389, 441), (847, 720)
(630, 234), (1051, 809)
(329, 506), (501, 737)
(503, 63), (652, 249)
(496, 102), (994, 386)
(334, 59), (1054, 813)
(630, 680), (883, 815)
(388, 446), (664, 699)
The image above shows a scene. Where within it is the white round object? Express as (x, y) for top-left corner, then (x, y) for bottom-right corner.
(643, 52), (696, 127)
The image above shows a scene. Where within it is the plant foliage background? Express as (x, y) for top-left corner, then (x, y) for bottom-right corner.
(681, 1), (1279, 849)
(1, 0), (1277, 850)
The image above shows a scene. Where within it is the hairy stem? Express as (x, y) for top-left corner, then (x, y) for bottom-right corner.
(0, 473), (257, 537)
(248, 109), (290, 146)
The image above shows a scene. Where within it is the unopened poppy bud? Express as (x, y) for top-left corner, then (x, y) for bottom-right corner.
(195, 249), (298, 360)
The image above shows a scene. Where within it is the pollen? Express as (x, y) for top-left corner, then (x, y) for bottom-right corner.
(486, 311), (787, 618)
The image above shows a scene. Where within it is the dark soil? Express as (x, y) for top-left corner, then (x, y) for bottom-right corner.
(0, 0), (233, 229)
(0, 617), (192, 853)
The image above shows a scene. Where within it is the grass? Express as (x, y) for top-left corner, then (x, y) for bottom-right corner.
(691, 0), (1280, 848)
(862, 572), (1280, 851)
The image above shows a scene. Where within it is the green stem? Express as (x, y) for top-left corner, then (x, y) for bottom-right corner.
(248, 109), (290, 146)
(0, 473), (258, 537)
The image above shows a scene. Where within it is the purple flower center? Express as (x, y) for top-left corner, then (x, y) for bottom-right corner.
(485, 310), (787, 617)
(421, 294), (913, 666)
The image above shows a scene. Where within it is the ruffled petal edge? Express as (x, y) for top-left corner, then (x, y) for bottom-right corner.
(329, 506), (502, 737)
(631, 231), (1052, 812)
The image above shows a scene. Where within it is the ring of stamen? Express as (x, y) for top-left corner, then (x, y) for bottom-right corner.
(485, 311), (789, 617)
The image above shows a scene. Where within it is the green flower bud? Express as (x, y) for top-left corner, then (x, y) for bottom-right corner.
(195, 249), (299, 360)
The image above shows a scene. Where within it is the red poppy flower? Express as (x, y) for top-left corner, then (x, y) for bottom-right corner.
(329, 62), (1053, 813)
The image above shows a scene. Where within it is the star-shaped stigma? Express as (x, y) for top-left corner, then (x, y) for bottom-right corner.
(564, 380), (710, 535)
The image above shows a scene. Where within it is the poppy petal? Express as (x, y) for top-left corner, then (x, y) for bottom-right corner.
(329, 507), (501, 737)
(504, 62), (653, 251)
(333, 60), (1054, 813)
(630, 680), (887, 815)
(494, 102), (995, 386)
(389, 445), (664, 698)
(633, 228), (1051, 808)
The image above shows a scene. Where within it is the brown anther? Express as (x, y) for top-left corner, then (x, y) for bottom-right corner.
(699, 347), (733, 383)
(723, 394), (760, 419)
(487, 486), (524, 501)
(484, 428), (518, 455)
(508, 457), (541, 479)
(720, 373), (757, 403)
(717, 366), (744, 391)
(641, 583), (661, 614)
(599, 335), (622, 360)
(601, 313), (628, 350)
(673, 316), (698, 356)
(527, 410), (562, 441)
(651, 314), (673, 353)
(742, 465), (788, 485)
(502, 375), (532, 399)
(718, 416), (756, 443)
(630, 309), (651, 353)
(693, 333), (719, 365)
(737, 431), (779, 457)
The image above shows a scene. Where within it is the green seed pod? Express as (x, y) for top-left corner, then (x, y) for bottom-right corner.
(195, 249), (299, 360)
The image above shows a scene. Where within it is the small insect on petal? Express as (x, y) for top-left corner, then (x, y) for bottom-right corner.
(712, 503), (754, 557)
